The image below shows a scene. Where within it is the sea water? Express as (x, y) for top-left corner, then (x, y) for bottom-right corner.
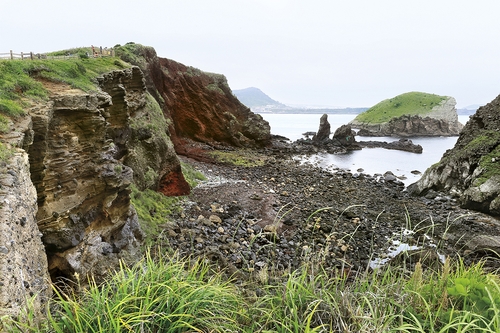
(260, 113), (472, 186)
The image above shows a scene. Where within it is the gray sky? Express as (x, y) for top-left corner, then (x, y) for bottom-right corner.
(2, 0), (500, 108)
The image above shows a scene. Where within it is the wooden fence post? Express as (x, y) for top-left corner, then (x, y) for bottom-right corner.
(21, 52), (24, 60)
(10, 50), (13, 60)
(30, 52), (33, 60)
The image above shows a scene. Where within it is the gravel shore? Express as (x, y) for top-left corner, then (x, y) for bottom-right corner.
(160, 140), (500, 279)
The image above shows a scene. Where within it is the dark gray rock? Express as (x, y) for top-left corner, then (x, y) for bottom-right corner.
(312, 114), (331, 144)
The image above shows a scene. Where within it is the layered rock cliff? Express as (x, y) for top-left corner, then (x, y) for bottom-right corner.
(1, 47), (273, 321)
(0, 66), (193, 322)
(351, 93), (463, 137)
(0, 118), (51, 320)
(115, 43), (271, 156)
(408, 94), (500, 216)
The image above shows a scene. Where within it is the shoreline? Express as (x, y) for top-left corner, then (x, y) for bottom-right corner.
(160, 141), (500, 279)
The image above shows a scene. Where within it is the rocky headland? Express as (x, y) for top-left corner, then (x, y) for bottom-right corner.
(115, 43), (271, 157)
(408, 94), (500, 217)
(350, 92), (463, 137)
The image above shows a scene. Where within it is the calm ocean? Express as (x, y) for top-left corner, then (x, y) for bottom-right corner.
(259, 113), (472, 185)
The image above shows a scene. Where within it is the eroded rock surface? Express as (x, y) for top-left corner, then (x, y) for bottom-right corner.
(116, 44), (271, 155)
(408, 94), (500, 216)
(0, 118), (50, 321)
(26, 67), (187, 283)
(312, 114), (331, 144)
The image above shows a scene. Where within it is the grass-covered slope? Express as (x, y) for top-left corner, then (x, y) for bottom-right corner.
(354, 91), (448, 124)
(5, 253), (500, 332)
(0, 53), (129, 162)
(0, 53), (128, 132)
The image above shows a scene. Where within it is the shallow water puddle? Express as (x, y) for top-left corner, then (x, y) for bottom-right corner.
(369, 229), (445, 269)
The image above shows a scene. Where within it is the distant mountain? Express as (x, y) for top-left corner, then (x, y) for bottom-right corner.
(232, 87), (286, 108)
(463, 104), (481, 111)
(233, 87), (367, 114)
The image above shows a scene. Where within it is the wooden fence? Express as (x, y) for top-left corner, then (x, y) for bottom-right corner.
(0, 47), (115, 60)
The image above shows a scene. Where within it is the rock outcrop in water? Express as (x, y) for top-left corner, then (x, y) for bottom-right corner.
(298, 114), (422, 154)
(350, 93), (463, 137)
(312, 114), (331, 144)
(408, 94), (500, 216)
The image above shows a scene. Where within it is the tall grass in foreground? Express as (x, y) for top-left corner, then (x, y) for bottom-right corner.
(4, 252), (500, 332)
(5, 252), (245, 333)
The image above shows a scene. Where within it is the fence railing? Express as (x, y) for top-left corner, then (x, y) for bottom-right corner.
(0, 47), (115, 60)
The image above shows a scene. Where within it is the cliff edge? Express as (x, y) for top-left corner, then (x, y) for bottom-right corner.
(350, 92), (463, 137)
(408, 94), (500, 216)
(115, 43), (271, 156)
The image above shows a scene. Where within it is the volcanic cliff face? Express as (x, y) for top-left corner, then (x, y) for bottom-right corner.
(27, 67), (188, 284)
(116, 44), (271, 155)
(0, 117), (51, 320)
(408, 95), (500, 216)
(0, 44), (273, 321)
(351, 96), (463, 137)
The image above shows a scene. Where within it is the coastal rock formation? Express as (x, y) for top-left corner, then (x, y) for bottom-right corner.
(97, 68), (189, 196)
(312, 114), (331, 143)
(116, 43), (271, 156)
(0, 119), (51, 320)
(159, 58), (271, 149)
(299, 114), (421, 154)
(351, 94), (463, 137)
(358, 139), (423, 153)
(408, 94), (500, 216)
(332, 124), (357, 146)
(26, 67), (187, 284)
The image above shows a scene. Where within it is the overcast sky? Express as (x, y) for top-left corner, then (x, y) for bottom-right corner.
(2, 0), (500, 108)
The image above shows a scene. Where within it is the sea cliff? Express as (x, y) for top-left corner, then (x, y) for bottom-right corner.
(408, 93), (500, 216)
(0, 45), (272, 321)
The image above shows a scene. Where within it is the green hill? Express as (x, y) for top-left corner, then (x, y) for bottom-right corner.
(232, 87), (285, 108)
(353, 92), (448, 124)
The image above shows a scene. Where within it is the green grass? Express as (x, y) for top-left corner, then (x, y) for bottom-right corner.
(180, 161), (206, 188)
(5, 252), (500, 333)
(209, 150), (266, 167)
(114, 42), (148, 69)
(0, 141), (15, 162)
(129, 160), (206, 245)
(130, 184), (184, 246)
(0, 56), (128, 132)
(354, 92), (448, 124)
(4, 251), (245, 333)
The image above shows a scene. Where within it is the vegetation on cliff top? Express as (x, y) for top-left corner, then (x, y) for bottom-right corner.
(353, 91), (448, 124)
(0, 55), (128, 133)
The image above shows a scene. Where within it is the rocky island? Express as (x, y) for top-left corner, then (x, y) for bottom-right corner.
(350, 91), (463, 137)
